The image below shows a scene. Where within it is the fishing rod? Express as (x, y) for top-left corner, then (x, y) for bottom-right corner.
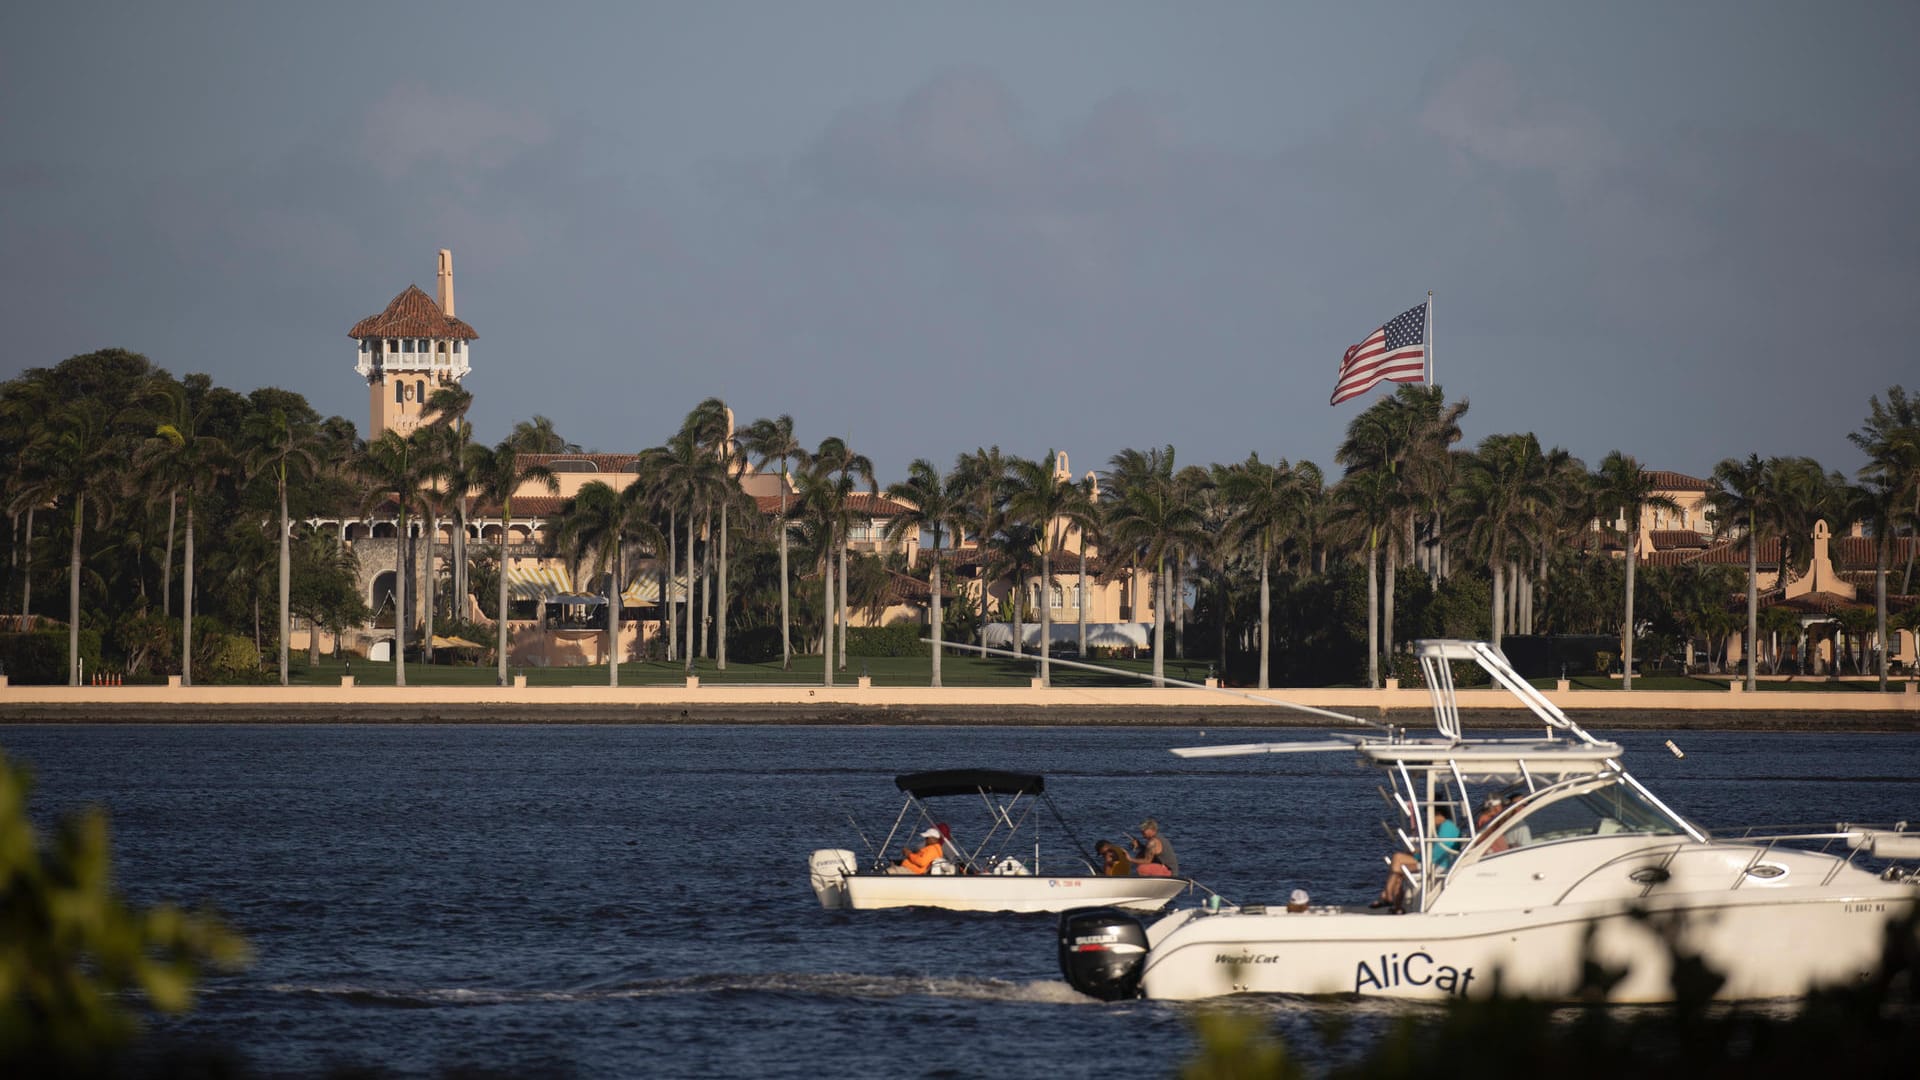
(925, 638), (1392, 733)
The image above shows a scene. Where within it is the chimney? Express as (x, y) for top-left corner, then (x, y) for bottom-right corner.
(437, 249), (455, 316)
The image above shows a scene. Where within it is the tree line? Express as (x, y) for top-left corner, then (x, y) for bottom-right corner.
(3, 349), (1915, 688)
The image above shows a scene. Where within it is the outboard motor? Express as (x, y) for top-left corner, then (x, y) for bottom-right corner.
(809, 848), (858, 909)
(1058, 907), (1149, 1001)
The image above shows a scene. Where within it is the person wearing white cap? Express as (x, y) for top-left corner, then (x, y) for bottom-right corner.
(887, 827), (947, 875)
(1286, 889), (1311, 913)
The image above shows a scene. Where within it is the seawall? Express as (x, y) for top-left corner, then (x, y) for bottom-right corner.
(3, 679), (1916, 727)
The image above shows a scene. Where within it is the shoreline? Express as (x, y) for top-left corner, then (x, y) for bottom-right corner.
(2, 700), (1915, 731)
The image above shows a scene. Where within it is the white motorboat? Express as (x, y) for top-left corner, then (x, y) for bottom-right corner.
(1059, 639), (1920, 1002)
(811, 769), (1191, 913)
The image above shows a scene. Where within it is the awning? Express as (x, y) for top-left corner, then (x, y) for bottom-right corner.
(432, 635), (485, 649)
(507, 563), (572, 601)
(896, 769), (1045, 798)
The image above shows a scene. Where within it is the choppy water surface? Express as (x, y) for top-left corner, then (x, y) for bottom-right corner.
(3, 723), (1915, 1078)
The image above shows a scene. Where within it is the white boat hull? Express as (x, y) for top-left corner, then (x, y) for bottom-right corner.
(812, 847), (1186, 913)
(845, 872), (1188, 913)
(1135, 884), (1917, 1001)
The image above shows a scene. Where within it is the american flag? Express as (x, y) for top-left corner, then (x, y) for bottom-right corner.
(1331, 301), (1428, 405)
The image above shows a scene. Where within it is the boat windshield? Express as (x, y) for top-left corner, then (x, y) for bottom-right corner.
(1493, 778), (1686, 850)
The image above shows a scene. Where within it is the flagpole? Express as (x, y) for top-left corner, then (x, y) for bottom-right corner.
(1426, 289), (1435, 387)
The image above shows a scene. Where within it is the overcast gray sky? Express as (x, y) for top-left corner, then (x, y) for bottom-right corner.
(5, 2), (1915, 484)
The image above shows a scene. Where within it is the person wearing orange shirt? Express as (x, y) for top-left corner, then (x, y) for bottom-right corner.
(887, 828), (946, 874)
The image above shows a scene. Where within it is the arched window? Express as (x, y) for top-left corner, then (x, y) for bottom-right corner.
(1050, 583), (1066, 609)
(394, 381), (403, 404)
(416, 379), (426, 403)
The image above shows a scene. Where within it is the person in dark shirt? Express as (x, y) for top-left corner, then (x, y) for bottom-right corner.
(1127, 818), (1180, 876)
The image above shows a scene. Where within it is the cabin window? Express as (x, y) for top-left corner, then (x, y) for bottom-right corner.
(1498, 782), (1684, 850)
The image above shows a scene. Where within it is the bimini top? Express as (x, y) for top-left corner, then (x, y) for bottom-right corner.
(896, 770), (1045, 798)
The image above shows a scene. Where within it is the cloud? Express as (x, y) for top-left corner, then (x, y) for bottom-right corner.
(360, 85), (550, 180)
(1418, 58), (1624, 197)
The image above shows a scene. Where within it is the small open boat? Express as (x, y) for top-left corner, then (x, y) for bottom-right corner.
(811, 769), (1190, 913)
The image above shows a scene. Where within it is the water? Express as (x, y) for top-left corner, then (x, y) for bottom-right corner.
(2, 723), (1916, 1078)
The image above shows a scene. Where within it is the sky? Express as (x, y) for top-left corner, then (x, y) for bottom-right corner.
(4, 2), (1917, 485)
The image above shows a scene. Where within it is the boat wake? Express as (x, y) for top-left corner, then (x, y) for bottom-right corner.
(265, 973), (1099, 1008)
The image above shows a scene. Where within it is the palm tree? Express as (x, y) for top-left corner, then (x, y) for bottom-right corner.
(1219, 453), (1308, 690)
(740, 415), (807, 670)
(136, 396), (231, 686)
(1452, 434), (1551, 652)
(655, 425), (731, 674)
(471, 429), (558, 685)
(423, 385), (477, 624)
(1333, 466), (1398, 688)
(1842, 477), (1903, 689)
(953, 446), (1011, 645)
(680, 399), (742, 669)
(553, 479), (665, 686)
(241, 403), (322, 685)
(1589, 451), (1680, 690)
(511, 415), (579, 454)
(1102, 446), (1200, 687)
(813, 437), (875, 672)
(1007, 453), (1097, 685)
(30, 400), (121, 684)
(357, 430), (442, 686)
(885, 459), (966, 687)
(1707, 454), (1775, 692)
(1849, 387), (1920, 595)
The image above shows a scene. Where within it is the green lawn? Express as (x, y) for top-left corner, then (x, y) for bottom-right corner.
(286, 652), (1223, 688)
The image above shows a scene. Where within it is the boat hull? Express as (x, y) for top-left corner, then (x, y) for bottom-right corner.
(1135, 887), (1918, 1001)
(840, 872), (1189, 913)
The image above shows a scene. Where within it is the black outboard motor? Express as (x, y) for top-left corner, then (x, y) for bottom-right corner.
(1058, 907), (1149, 1001)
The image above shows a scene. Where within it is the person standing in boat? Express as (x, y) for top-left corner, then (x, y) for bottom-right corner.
(1127, 819), (1179, 877)
(887, 828), (946, 874)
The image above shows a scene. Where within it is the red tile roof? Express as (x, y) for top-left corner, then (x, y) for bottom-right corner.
(1645, 470), (1710, 492)
(349, 285), (479, 340)
(1648, 530), (1709, 551)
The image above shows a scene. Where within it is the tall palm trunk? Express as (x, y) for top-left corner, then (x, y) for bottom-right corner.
(665, 509), (676, 663)
(20, 506), (34, 622)
(929, 533), (944, 689)
(1383, 546), (1397, 680)
(1077, 544), (1088, 657)
(717, 501), (728, 670)
(422, 511), (437, 666)
(277, 477), (290, 685)
(1039, 544), (1053, 686)
(162, 491), (176, 617)
(1366, 532), (1380, 690)
(495, 508), (512, 685)
(454, 497), (469, 622)
(182, 495), (195, 686)
(395, 512), (408, 687)
(822, 529), (835, 687)
(1257, 535), (1271, 690)
(683, 509), (697, 674)
(1622, 525), (1637, 691)
(777, 482), (792, 669)
(609, 541), (623, 686)
(1151, 555), (1166, 687)
(837, 542), (848, 671)
(1489, 557), (1505, 650)
(67, 496), (83, 685)
(1875, 536), (1888, 691)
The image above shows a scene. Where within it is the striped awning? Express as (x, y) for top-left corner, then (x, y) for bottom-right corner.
(507, 563), (572, 601)
(507, 561), (687, 605)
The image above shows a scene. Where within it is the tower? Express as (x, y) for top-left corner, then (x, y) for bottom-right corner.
(349, 249), (477, 440)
